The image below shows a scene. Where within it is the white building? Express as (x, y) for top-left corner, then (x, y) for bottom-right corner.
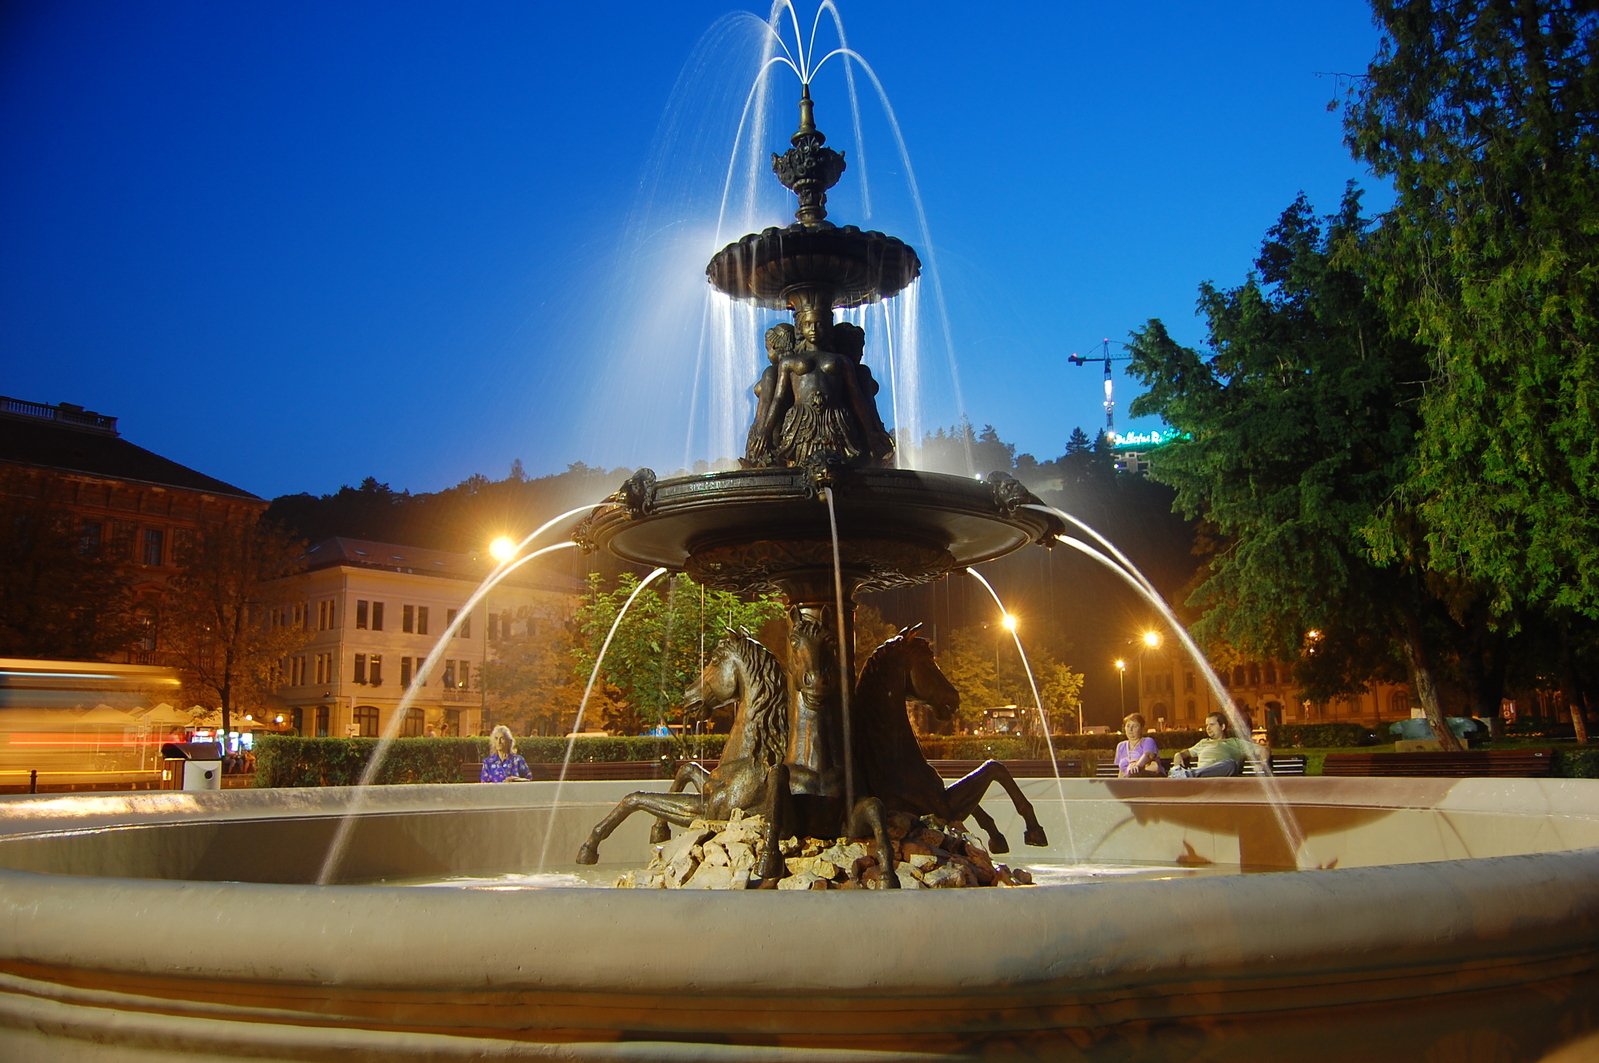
(269, 538), (582, 738)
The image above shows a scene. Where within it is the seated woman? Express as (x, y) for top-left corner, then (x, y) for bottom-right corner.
(480, 724), (531, 783)
(1169, 711), (1261, 778)
(1114, 712), (1164, 777)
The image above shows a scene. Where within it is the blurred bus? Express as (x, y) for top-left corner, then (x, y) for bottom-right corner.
(0, 658), (187, 789)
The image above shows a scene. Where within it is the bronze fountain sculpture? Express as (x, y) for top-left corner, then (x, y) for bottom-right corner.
(575, 85), (1060, 884)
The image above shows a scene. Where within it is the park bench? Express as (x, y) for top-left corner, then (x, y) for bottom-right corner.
(1320, 749), (1555, 777)
(462, 759), (690, 783)
(932, 758), (1082, 779)
(1093, 754), (1306, 777)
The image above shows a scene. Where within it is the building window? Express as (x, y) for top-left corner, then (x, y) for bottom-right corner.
(1264, 662), (1278, 685)
(417, 606), (429, 636)
(369, 654), (383, 687)
(78, 520), (103, 555)
(314, 652), (334, 686)
(401, 707), (424, 738)
(143, 528), (165, 566)
(443, 709), (461, 736)
(403, 605), (415, 633)
(113, 521), (136, 561)
(318, 599), (336, 631)
(443, 660), (471, 690)
(448, 608), (469, 638)
(356, 600), (369, 629)
(371, 602), (384, 630)
(354, 654), (367, 684)
(353, 706), (379, 737)
(291, 656), (306, 685)
(315, 705), (329, 737)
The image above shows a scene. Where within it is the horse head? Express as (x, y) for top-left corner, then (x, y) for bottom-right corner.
(682, 634), (743, 715)
(898, 630), (959, 722)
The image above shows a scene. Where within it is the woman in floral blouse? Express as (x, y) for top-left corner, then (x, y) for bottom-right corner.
(480, 724), (531, 782)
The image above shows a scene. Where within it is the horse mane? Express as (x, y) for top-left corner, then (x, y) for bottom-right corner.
(722, 635), (788, 767)
(855, 631), (922, 713)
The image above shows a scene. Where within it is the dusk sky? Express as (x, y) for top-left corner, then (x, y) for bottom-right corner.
(2, 1), (1392, 503)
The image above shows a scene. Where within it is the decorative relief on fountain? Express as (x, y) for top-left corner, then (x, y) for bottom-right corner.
(685, 537), (954, 595)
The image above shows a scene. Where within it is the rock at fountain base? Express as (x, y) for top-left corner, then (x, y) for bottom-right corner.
(612, 809), (1034, 890)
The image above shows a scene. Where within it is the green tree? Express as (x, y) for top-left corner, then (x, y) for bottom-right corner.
(1128, 190), (1477, 749)
(480, 622), (587, 736)
(163, 518), (310, 739)
(1039, 662), (1085, 736)
(570, 573), (786, 734)
(0, 484), (138, 659)
(1345, 0), (1599, 737)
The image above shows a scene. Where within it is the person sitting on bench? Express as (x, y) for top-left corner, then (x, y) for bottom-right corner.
(1169, 712), (1260, 778)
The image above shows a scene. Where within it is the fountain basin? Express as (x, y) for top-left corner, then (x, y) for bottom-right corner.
(2, 778), (1597, 1060)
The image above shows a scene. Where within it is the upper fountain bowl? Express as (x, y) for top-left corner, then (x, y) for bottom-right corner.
(705, 222), (921, 310)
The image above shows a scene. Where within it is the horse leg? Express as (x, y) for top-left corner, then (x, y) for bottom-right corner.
(846, 796), (899, 889)
(942, 761), (1048, 848)
(965, 805), (1010, 854)
(576, 792), (705, 865)
(754, 764), (790, 884)
(651, 763), (712, 843)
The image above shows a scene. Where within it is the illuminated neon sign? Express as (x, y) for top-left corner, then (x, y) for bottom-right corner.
(1108, 428), (1186, 449)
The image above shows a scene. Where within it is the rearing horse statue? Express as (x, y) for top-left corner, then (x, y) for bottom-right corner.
(575, 632), (787, 865)
(853, 626), (1048, 854)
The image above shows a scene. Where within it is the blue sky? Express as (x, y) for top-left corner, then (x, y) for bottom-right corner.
(2, 1), (1391, 501)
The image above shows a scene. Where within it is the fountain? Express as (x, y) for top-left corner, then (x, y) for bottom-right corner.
(3, 33), (1599, 1063)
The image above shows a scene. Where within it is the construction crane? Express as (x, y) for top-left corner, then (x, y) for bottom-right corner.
(1067, 339), (1134, 433)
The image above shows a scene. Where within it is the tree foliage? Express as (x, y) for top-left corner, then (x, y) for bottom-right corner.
(0, 483), (139, 659)
(162, 518), (310, 737)
(1127, 190), (1477, 746)
(569, 572), (786, 734)
(1346, 0), (1599, 619)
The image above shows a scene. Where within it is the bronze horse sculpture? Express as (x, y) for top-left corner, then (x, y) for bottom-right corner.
(575, 633), (787, 866)
(853, 627), (1048, 854)
(576, 621), (901, 886)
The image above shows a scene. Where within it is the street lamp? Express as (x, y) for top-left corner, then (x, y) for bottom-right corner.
(993, 611), (1016, 683)
(1114, 658), (1127, 717)
(1137, 630), (1161, 716)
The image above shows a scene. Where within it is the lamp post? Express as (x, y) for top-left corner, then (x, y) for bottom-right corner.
(484, 536), (518, 734)
(1137, 630), (1160, 716)
(1114, 658), (1126, 717)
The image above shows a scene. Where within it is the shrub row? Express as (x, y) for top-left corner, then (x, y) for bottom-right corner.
(1267, 723), (1381, 749)
(253, 734), (732, 788)
(254, 731), (1599, 786)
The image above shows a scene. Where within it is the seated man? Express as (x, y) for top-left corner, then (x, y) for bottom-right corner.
(1169, 711), (1262, 778)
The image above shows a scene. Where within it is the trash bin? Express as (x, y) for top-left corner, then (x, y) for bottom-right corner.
(161, 742), (223, 791)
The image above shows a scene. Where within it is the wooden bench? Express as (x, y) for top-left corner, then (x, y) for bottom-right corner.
(1320, 749), (1556, 777)
(1094, 754), (1306, 777)
(931, 758), (1083, 779)
(463, 759), (691, 783)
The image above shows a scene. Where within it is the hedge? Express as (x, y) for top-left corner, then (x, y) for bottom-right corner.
(253, 734), (732, 788)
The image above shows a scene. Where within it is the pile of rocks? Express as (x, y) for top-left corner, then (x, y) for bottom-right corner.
(613, 808), (1035, 890)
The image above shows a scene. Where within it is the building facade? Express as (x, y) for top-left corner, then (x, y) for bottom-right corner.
(0, 396), (267, 664)
(268, 538), (582, 739)
(1137, 646), (1413, 734)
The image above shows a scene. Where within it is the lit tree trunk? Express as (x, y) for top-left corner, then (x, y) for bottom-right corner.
(1560, 634), (1590, 746)
(1401, 612), (1463, 753)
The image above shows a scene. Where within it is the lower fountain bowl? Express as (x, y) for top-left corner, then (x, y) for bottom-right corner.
(3, 777), (1598, 1060)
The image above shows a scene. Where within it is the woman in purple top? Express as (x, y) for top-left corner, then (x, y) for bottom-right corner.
(480, 724), (531, 783)
(1114, 712), (1164, 777)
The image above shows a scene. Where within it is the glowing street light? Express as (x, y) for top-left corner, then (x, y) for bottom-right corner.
(1114, 658), (1127, 716)
(489, 536), (517, 563)
(1135, 630), (1162, 714)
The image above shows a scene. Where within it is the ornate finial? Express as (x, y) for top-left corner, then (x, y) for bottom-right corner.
(773, 86), (845, 228)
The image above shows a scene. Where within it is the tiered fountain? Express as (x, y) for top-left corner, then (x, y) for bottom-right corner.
(1, 79), (1597, 1063)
